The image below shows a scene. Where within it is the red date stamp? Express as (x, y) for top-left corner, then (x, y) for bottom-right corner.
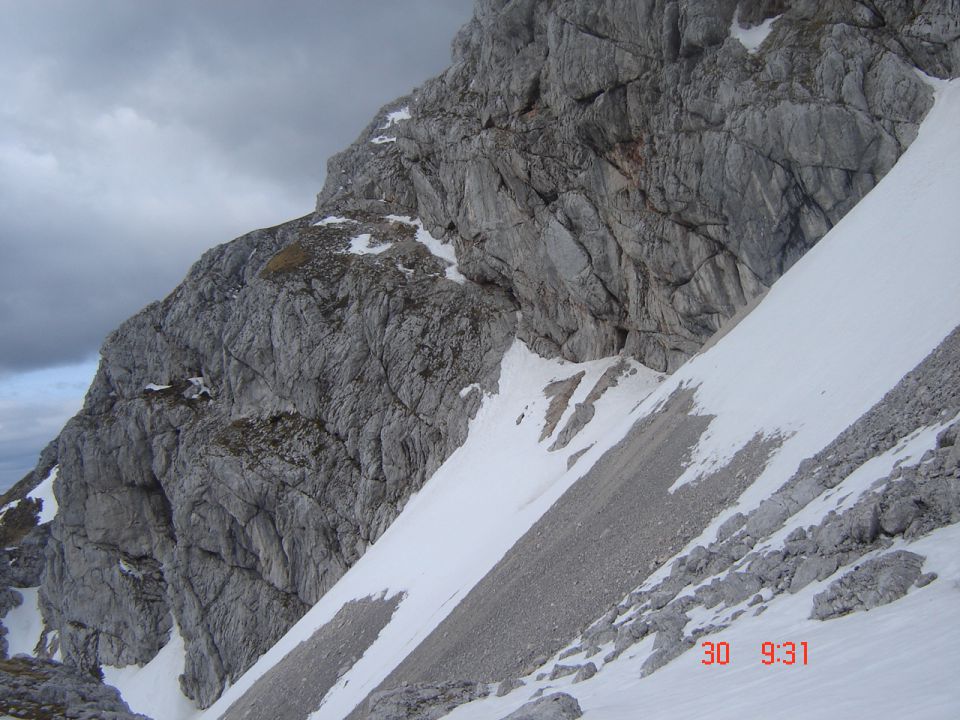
(700, 641), (809, 666)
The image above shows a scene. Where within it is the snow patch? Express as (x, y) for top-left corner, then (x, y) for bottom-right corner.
(3, 587), (43, 656)
(104, 625), (197, 720)
(313, 216), (357, 227)
(370, 135), (396, 145)
(729, 8), (781, 54)
(345, 234), (392, 256)
(381, 107), (411, 128)
(144, 383), (171, 392)
(458, 383), (481, 399)
(187, 377), (212, 398)
(385, 215), (465, 283)
(118, 558), (143, 580)
(27, 466), (58, 524)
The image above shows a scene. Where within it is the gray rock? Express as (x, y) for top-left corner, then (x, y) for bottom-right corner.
(365, 681), (489, 720)
(814, 513), (849, 554)
(745, 498), (791, 538)
(500, 693), (583, 720)
(715, 513), (747, 543)
(0, 587), (22, 620)
(811, 551), (926, 620)
(547, 664), (579, 681)
(40, 215), (517, 707)
(4, 524), (51, 588)
(789, 556), (839, 593)
(0, 656), (151, 719)
(572, 662), (597, 683)
(540, 373), (586, 441)
(319, 1), (954, 372)
(880, 497), (922, 535)
(718, 572), (763, 606)
(496, 678), (525, 697)
(549, 403), (596, 451)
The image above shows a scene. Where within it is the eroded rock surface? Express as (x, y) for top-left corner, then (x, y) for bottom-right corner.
(41, 215), (516, 707)
(319, 0), (958, 371)
(0, 656), (150, 720)
(811, 551), (926, 620)
(364, 681), (490, 720)
(500, 693), (582, 720)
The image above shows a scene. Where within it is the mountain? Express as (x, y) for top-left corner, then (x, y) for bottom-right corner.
(1, 2), (959, 719)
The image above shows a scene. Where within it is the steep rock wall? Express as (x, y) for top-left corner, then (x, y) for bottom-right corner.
(320, 0), (955, 370)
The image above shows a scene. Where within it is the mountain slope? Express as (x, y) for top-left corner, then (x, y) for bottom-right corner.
(3, 1), (959, 718)
(196, 76), (960, 720)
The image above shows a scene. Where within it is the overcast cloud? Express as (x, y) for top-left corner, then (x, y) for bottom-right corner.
(0, 0), (475, 489)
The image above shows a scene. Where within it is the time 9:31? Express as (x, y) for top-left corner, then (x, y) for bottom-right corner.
(700, 641), (809, 665)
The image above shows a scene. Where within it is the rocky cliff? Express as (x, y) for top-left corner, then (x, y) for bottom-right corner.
(16, 0), (959, 712)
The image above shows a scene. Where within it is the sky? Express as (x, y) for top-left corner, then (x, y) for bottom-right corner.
(0, 0), (475, 491)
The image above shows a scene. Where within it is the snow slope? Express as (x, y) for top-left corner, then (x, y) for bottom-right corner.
(103, 626), (196, 720)
(3, 587), (43, 657)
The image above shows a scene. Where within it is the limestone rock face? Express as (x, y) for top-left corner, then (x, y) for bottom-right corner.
(319, 0), (957, 371)
(41, 216), (516, 707)
(35, 0), (960, 711)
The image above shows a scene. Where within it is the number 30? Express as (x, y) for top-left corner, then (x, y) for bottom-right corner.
(701, 641), (731, 665)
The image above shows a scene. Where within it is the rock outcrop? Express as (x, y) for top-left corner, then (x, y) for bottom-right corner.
(0, 656), (150, 720)
(32, 0), (960, 711)
(320, 0), (956, 370)
(41, 216), (515, 707)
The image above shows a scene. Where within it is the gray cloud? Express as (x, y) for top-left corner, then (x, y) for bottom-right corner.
(0, 0), (474, 372)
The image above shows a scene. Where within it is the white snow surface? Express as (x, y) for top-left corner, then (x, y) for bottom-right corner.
(729, 8), (781, 53)
(345, 233), (392, 256)
(144, 383), (171, 392)
(26, 465), (58, 524)
(187, 377), (212, 397)
(159, 80), (960, 720)
(381, 107), (411, 128)
(198, 346), (664, 720)
(104, 625), (197, 720)
(313, 216), (357, 227)
(3, 586), (43, 656)
(386, 215), (466, 282)
(370, 135), (396, 145)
